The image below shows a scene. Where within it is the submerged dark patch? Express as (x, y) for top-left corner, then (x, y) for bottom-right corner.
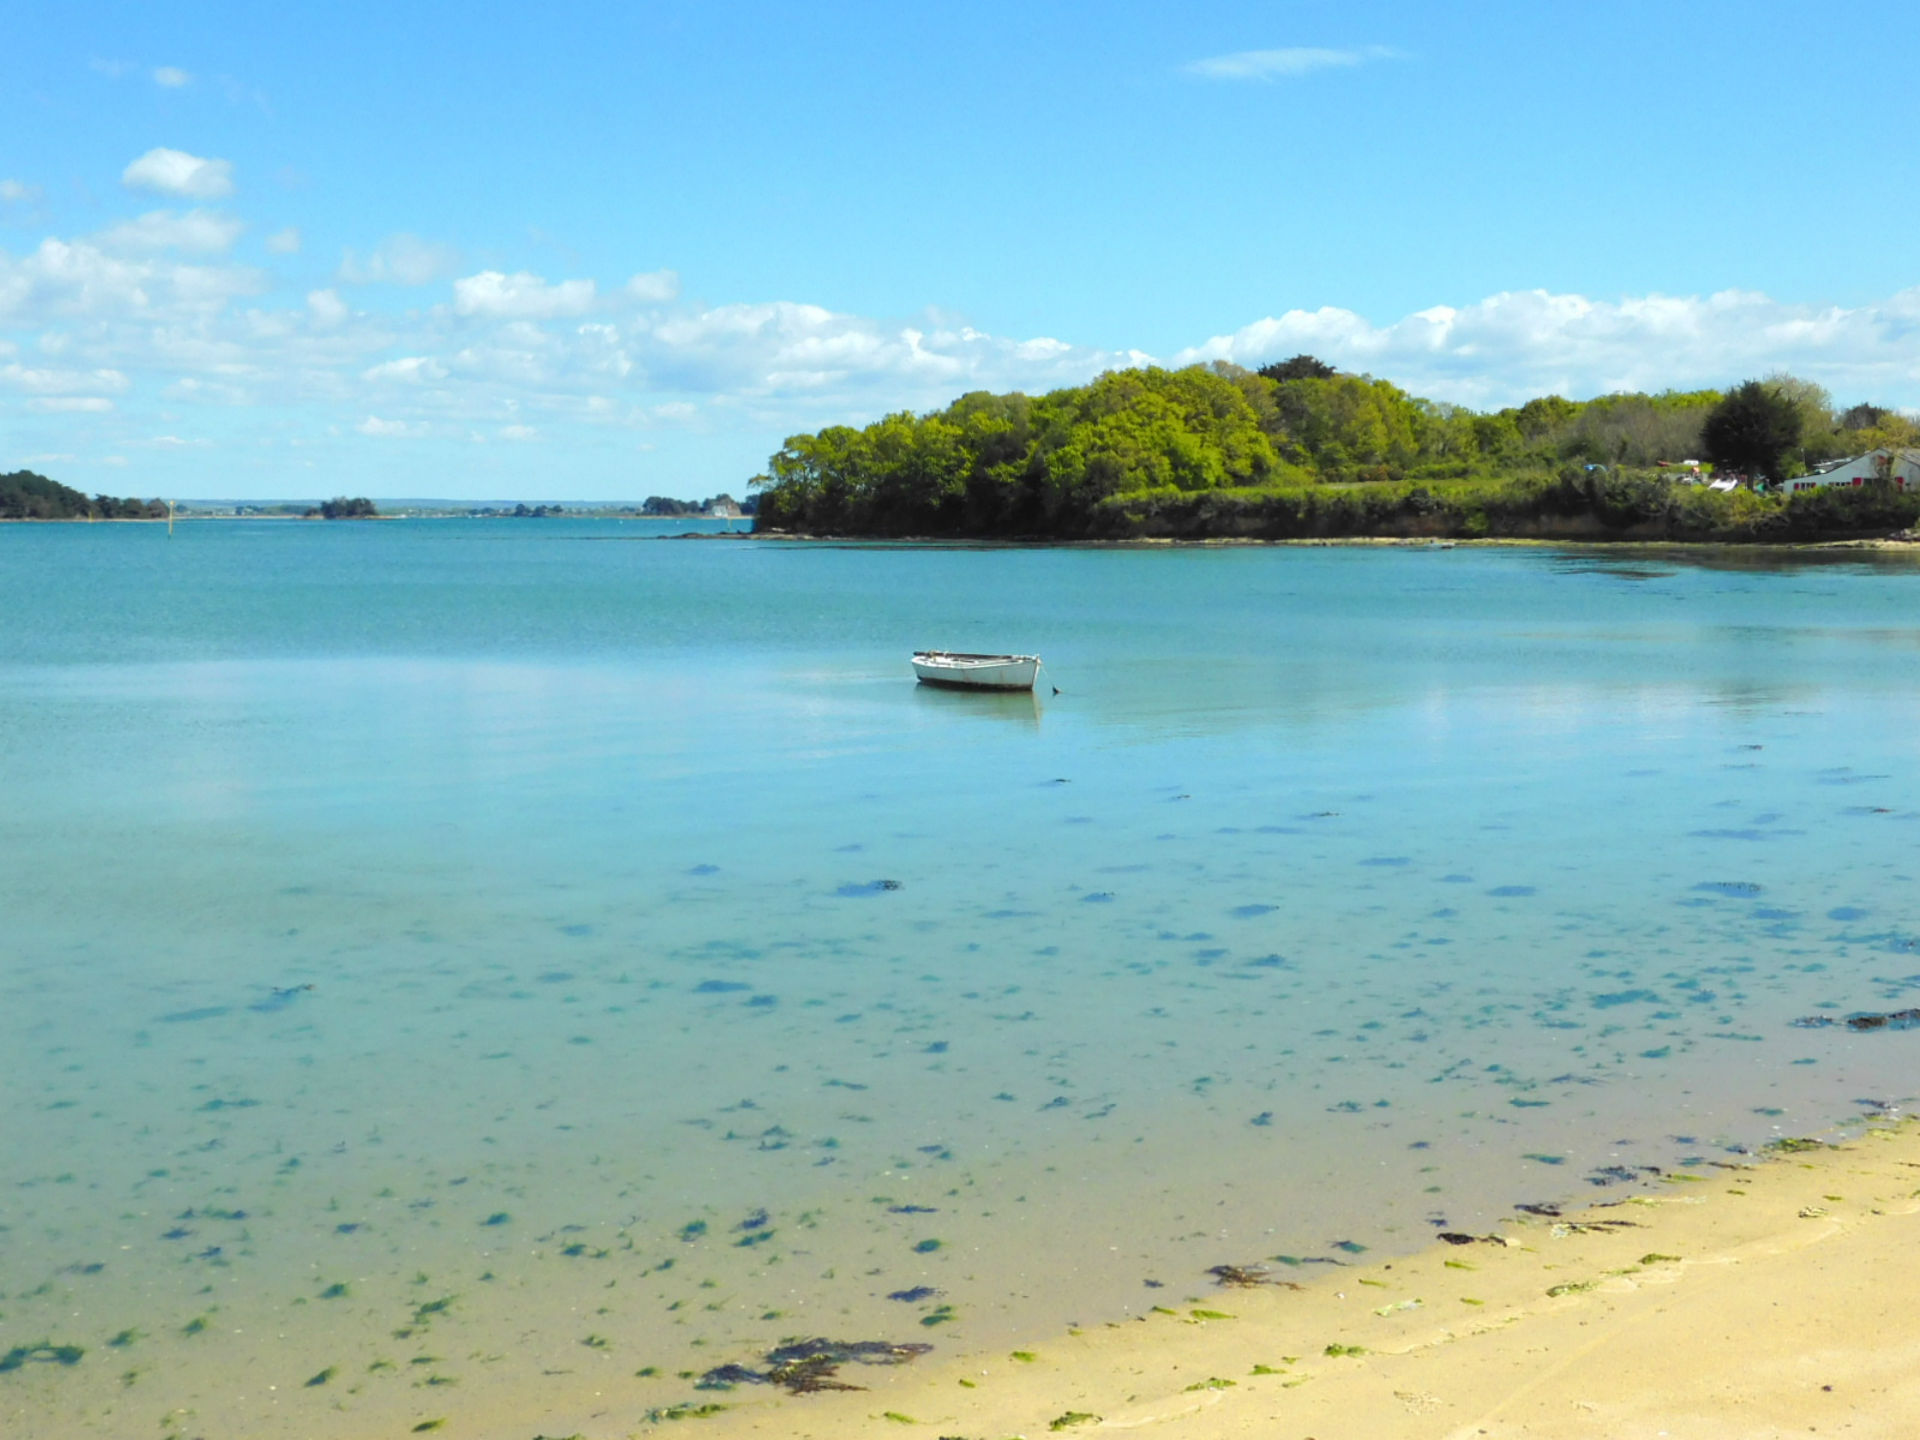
(836, 879), (903, 897)
(697, 1337), (934, 1395)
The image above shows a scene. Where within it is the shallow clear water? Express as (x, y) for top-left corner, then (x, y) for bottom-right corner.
(6, 521), (1920, 1437)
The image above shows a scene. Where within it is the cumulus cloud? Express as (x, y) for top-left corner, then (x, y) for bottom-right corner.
(453, 270), (597, 320)
(306, 288), (349, 327)
(1, 363), (131, 395)
(0, 179), (41, 205)
(363, 355), (448, 384)
(1185, 46), (1402, 80)
(339, 233), (462, 286)
(265, 227), (301, 254)
(0, 237), (264, 322)
(625, 269), (681, 303)
(12, 180), (1920, 490)
(122, 147), (235, 200)
(1173, 288), (1920, 408)
(358, 415), (421, 437)
(153, 66), (192, 88)
(97, 209), (244, 255)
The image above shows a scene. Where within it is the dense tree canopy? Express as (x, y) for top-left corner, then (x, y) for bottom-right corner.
(311, 496), (379, 519)
(752, 363), (1917, 541)
(0, 470), (166, 520)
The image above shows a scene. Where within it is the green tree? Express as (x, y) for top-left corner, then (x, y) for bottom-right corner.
(1258, 354), (1337, 382)
(1702, 381), (1804, 482)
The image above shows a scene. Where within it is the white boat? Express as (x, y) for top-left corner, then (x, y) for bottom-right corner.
(911, 651), (1041, 692)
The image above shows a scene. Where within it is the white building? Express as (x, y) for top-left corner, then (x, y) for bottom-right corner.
(1784, 448), (1920, 494)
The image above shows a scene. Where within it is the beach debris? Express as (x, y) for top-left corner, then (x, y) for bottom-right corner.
(1049, 1414), (1100, 1431)
(1550, 1220), (1642, 1238)
(1792, 1007), (1920, 1032)
(1436, 1232), (1511, 1247)
(886, 1286), (939, 1302)
(1545, 1280), (1596, 1298)
(1514, 1203), (1561, 1218)
(1207, 1264), (1301, 1290)
(695, 1338), (933, 1395)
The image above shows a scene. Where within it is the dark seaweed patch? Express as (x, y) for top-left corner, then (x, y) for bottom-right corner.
(248, 984), (314, 1013)
(887, 1286), (939, 1302)
(158, 1006), (231, 1024)
(0, 1342), (84, 1371)
(1207, 1264), (1300, 1289)
(1794, 1008), (1920, 1032)
(836, 879), (903, 897)
(1592, 990), (1661, 1009)
(697, 1338), (933, 1395)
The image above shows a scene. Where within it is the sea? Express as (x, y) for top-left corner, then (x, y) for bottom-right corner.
(4, 518), (1919, 1437)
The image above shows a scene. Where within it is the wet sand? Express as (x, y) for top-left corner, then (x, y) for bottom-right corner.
(662, 1121), (1920, 1440)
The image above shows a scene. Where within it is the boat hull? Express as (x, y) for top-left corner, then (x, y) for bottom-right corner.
(911, 652), (1040, 692)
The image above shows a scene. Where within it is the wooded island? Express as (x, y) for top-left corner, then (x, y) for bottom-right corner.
(750, 360), (1920, 542)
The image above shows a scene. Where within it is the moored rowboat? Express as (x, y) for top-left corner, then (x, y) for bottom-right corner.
(911, 651), (1041, 692)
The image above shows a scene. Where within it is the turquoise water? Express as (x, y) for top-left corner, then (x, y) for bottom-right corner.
(6, 521), (1920, 1437)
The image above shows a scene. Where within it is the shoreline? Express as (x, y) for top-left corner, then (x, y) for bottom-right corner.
(624, 1118), (1920, 1438)
(741, 528), (1920, 554)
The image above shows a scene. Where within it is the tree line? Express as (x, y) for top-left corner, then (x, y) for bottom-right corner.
(749, 361), (1920, 539)
(0, 470), (169, 521)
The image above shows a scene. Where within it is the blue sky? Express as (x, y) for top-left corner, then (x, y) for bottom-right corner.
(4, 0), (1918, 499)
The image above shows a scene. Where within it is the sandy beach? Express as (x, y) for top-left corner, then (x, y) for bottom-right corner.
(652, 1121), (1920, 1440)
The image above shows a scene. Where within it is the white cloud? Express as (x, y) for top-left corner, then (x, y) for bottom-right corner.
(1185, 46), (1402, 81)
(363, 355), (448, 383)
(453, 269), (597, 319)
(339, 233), (462, 286)
(499, 423), (538, 440)
(358, 415), (421, 437)
(0, 237), (264, 322)
(265, 227), (301, 254)
(625, 269), (681, 303)
(306, 288), (349, 327)
(27, 396), (116, 412)
(153, 66), (192, 88)
(122, 147), (235, 200)
(0, 179), (41, 205)
(1, 363), (131, 395)
(1173, 287), (1920, 408)
(97, 208), (244, 255)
